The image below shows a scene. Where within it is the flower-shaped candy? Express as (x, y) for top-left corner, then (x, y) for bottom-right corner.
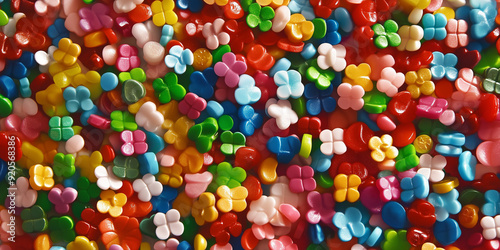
(11, 177), (37, 208)
(304, 83), (336, 115)
(97, 190), (127, 217)
(76, 151), (102, 182)
(397, 25), (424, 51)
(435, 132), (465, 157)
(416, 96), (448, 120)
(246, 3), (275, 32)
(286, 165), (316, 193)
(189, 67), (218, 99)
(319, 128), (347, 156)
(20, 205), (48, 233)
(120, 130), (148, 156)
(343, 63), (372, 91)
(29, 164), (55, 191)
(395, 144), (420, 172)
(151, 0), (178, 26)
(368, 135), (398, 163)
(153, 72), (186, 104)
(112, 155), (140, 179)
(188, 117), (219, 153)
(376, 175), (400, 202)
(274, 70), (304, 100)
(372, 19), (401, 49)
(63, 86), (94, 113)
(427, 189), (461, 222)
(381, 230), (411, 249)
(165, 45), (193, 74)
(482, 190), (500, 216)
(430, 52), (458, 81)
(422, 13), (447, 41)
(482, 67), (500, 95)
(210, 212), (242, 246)
(192, 192), (219, 226)
(267, 136), (301, 164)
(34, 0), (60, 15)
(332, 207), (365, 242)
(235, 74), (261, 105)
(288, 0), (315, 20)
(48, 186), (78, 214)
(482, 215), (500, 240)
(455, 68), (480, 96)
(116, 44), (140, 72)
(163, 116), (194, 150)
(95, 165), (123, 190)
(216, 185), (248, 213)
(337, 83), (365, 110)
(203, 18), (230, 50)
(405, 68), (435, 99)
(154, 209), (184, 240)
(400, 173), (429, 203)
(238, 105), (263, 136)
(66, 236), (98, 250)
(334, 174), (361, 203)
(445, 19), (468, 48)
(306, 60), (336, 90)
(79, 3), (114, 33)
(306, 191), (335, 225)
(267, 99), (298, 130)
(158, 164), (183, 188)
(469, 2), (496, 40)
(53, 38), (81, 66)
(135, 101), (164, 132)
(417, 154), (446, 182)
(316, 43), (346, 71)
(247, 195), (277, 225)
(178, 93), (207, 120)
(269, 236), (298, 250)
(99, 216), (142, 250)
(214, 52), (247, 88)
(133, 173), (163, 202)
(285, 13), (314, 42)
(150, 186), (177, 213)
(377, 67), (405, 97)
(111, 110), (137, 132)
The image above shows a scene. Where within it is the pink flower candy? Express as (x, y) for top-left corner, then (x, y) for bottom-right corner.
(79, 3), (113, 33)
(214, 52), (247, 88)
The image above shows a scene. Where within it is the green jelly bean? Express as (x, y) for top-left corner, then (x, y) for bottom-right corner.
(363, 90), (389, 114)
(291, 97), (307, 118)
(458, 188), (485, 207)
(220, 131), (246, 155)
(0, 93), (13, 117)
(182, 216), (199, 242)
(0, 10), (8, 26)
(218, 115), (234, 131)
(312, 18), (327, 39)
(315, 173), (334, 189)
(122, 79), (146, 104)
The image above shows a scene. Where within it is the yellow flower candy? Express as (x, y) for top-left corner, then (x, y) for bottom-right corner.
(405, 68), (435, 99)
(158, 163), (183, 188)
(29, 164), (55, 191)
(334, 174), (361, 203)
(192, 192), (218, 226)
(284, 14), (314, 43)
(96, 190), (127, 217)
(151, 0), (178, 26)
(216, 185), (248, 213)
(369, 134), (399, 162)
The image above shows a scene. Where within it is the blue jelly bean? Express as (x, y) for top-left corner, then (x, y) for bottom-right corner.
(144, 130), (165, 154)
(206, 100), (224, 118)
(309, 223), (325, 245)
(0, 75), (18, 100)
(458, 151), (476, 181)
(310, 149), (332, 172)
(101, 72), (119, 91)
(138, 152), (159, 175)
(0, 159), (6, 181)
(435, 132), (466, 156)
(333, 7), (353, 34)
(19, 77), (31, 98)
(177, 241), (192, 250)
(160, 25), (174, 47)
(300, 43), (317, 60)
(433, 218), (461, 245)
(382, 201), (409, 229)
(270, 58), (292, 77)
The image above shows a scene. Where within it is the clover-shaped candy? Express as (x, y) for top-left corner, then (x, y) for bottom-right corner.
(274, 70), (304, 100)
(246, 3), (275, 32)
(120, 130), (148, 156)
(435, 131), (465, 157)
(483, 67), (500, 95)
(63, 86), (94, 113)
(153, 72), (186, 104)
(29, 164), (55, 191)
(247, 195), (277, 225)
(95, 165), (123, 190)
(316, 43), (346, 71)
(151, 0), (178, 26)
(216, 185), (248, 213)
(288, 0), (315, 20)
(133, 173), (163, 202)
(163, 116), (194, 150)
(332, 207), (365, 242)
(416, 96), (448, 120)
(53, 38), (81, 66)
(304, 83), (336, 115)
(417, 154), (446, 182)
(446, 19), (468, 48)
(319, 128), (347, 156)
(96, 190), (127, 217)
(377, 67), (405, 97)
(306, 191), (335, 225)
(469, 2), (496, 40)
(234, 74), (261, 105)
(154, 209), (184, 240)
(165, 45), (193, 74)
(430, 52), (458, 81)
(428, 189), (462, 222)
(238, 105), (263, 136)
(110, 110), (137, 132)
(49, 186), (78, 214)
(405, 68), (436, 99)
(395, 144), (419, 172)
(178, 93), (207, 120)
(53, 153), (75, 178)
(34, 0), (60, 15)
(397, 24), (424, 51)
(48, 116), (74, 141)
(286, 165), (316, 193)
(381, 229), (411, 250)
(422, 13), (447, 41)
(220, 131), (246, 155)
(12, 177), (37, 208)
(372, 19), (401, 49)
(337, 83), (365, 110)
(158, 164), (183, 188)
(151, 186), (178, 213)
(400, 173), (429, 203)
(135, 101), (164, 132)
(66, 236), (99, 250)
(79, 3), (113, 32)
(48, 216), (76, 243)
(190, 67), (218, 99)
(267, 135), (301, 164)
(192, 192), (219, 226)
(269, 235), (298, 250)
(210, 162), (247, 190)
(369, 134), (398, 163)
(21, 205), (48, 233)
(482, 215), (500, 240)
(267, 99), (298, 130)
(334, 174), (361, 203)
(112, 155), (140, 179)
(203, 18), (230, 50)
(76, 177), (100, 203)
(376, 175), (400, 202)
(99, 216), (142, 250)
(482, 190), (500, 216)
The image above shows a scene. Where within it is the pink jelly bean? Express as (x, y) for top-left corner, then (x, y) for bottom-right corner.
(476, 141), (500, 167)
(439, 109), (456, 126)
(279, 204), (300, 223)
(377, 114), (397, 131)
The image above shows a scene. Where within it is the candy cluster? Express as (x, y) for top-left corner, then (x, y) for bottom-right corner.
(1, 0), (500, 249)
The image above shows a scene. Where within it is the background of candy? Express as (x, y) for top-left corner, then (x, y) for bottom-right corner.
(0, 0), (500, 249)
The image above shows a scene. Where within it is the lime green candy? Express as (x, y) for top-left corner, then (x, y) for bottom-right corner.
(112, 155), (140, 179)
(0, 93), (13, 117)
(218, 115), (234, 131)
(291, 97), (307, 118)
(382, 229), (411, 250)
(395, 144), (419, 172)
(207, 162), (247, 192)
(246, 3), (274, 32)
(212, 45), (231, 64)
(53, 153), (75, 178)
(315, 173), (334, 188)
(312, 18), (327, 39)
(49, 216), (76, 243)
(220, 131), (246, 155)
(49, 116), (74, 141)
(188, 117), (219, 154)
(110, 110), (137, 132)
(306, 60), (335, 90)
(21, 205), (48, 233)
(474, 46), (500, 75)
(153, 72), (186, 103)
(76, 177), (100, 203)
(118, 67), (147, 83)
(363, 90), (390, 114)
(0, 10), (8, 27)
(372, 20), (401, 49)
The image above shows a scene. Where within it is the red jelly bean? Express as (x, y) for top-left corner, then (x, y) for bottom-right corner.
(390, 122), (416, 147)
(344, 122), (374, 152)
(234, 147), (261, 170)
(388, 91), (417, 123)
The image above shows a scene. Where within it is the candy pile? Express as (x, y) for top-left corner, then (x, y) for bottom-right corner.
(1, 0), (500, 249)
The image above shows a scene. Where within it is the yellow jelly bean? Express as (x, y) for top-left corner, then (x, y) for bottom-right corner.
(193, 48), (213, 71)
(334, 174), (361, 203)
(19, 142), (44, 168)
(140, 242), (151, 250)
(73, 71), (102, 100)
(268, 46), (287, 60)
(368, 134), (399, 162)
(458, 204), (479, 229)
(76, 151), (103, 182)
(434, 7), (455, 20)
(29, 164), (55, 191)
(259, 157), (278, 185)
(422, 242), (444, 250)
(285, 14), (315, 43)
(73, 125), (82, 135)
(194, 234), (208, 250)
(192, 192), (219, 226)
(414, 134), (433, 154)
(173, 22), (186, 41)
(216, 185), (248, 213)
(97, 190), (127, 217)
(48, 62), (82, 88)
(399, 0), (430, 10)
(299, 134), (312, 158)
(34, 233), (51, 250)
(343, 63), (373, 91)
(405, 68), (435, 99)
(164, 116), (194, 150)
(179, 147), (204, 174)
(83, 31), (108, 48)
(158, 163), (183, 187)
(35, 84), (69, 116)
(53, 38), (81, 66)
(173, 192), (194, 217)
(151, 0), (178, 26)
(66, 236), (98, 250)
(432, 177), (459, 194)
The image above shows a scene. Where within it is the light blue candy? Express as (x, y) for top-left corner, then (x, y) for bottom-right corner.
(238, 105), (263, 136)
(101, 72), (119, 91)
(165, 45), (193, 74)
(288, 0), (315, 20)
(366, 227), (383, 247)
(333, 207), (365, 242)
(436, 132), (466, 157)
(206, 100), (224, 119)
(309, 223), (325, 245)
(274, 70), (303, 99)
(422, 13), (447, 41)
(63, 86), (94, 113)
(400, 173), (429, 203)
(270, 58), (292, 77)
(470, 8), (496, 39)
(235, 74), (261, 105)
(428, 189), (462, 222)
(482, 190), (500, 216)
(138, 152), (159, 175)
(144, 130), (165, 154)
(310, 149), (332, 172)
(160, 25), (174, 47)
(49, 247), (66, 250)
(300, 43), (317, 60)
(430, 52), (458, 81)
(0, 75), (18, 100)
(434, 218), (461, 246)
(458, 151), (476, 181)
(19, 77), (31, 98)
(80, 105), (100, 126)
(333, 8), (353, 34)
